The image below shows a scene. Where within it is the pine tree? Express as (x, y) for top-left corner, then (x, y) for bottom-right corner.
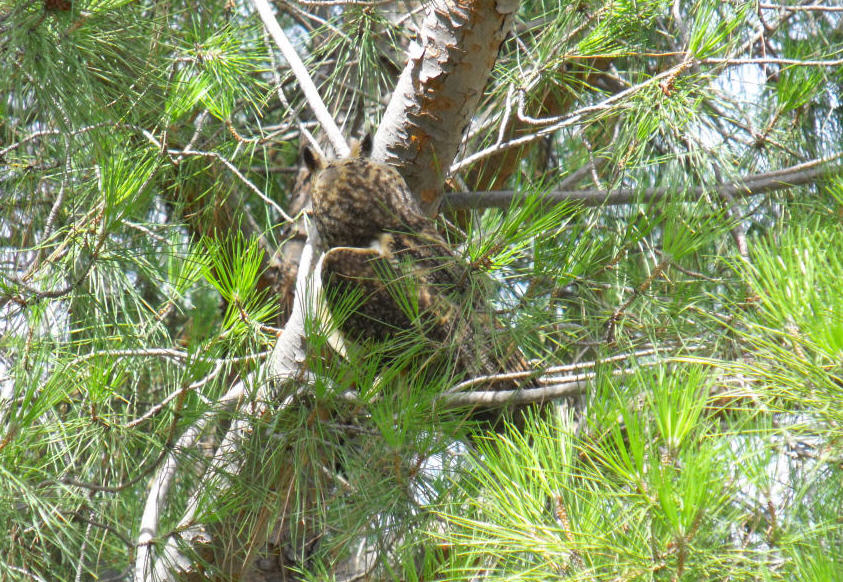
(1, 0), (842, 580)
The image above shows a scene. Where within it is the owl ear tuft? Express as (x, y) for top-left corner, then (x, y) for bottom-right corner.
(350, 133), (373, 158)
(302, 146), (324, 172)
(360, 133), (373, 157)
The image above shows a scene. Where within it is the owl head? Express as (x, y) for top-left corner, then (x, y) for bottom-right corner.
(303, 135), (425, 249)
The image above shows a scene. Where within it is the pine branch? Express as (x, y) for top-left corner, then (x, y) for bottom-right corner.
(140, 228), (321, 581)
(440, 349), (673, 407)
(759, 2), (843, 11)
(168, 147), (295, 223)
(702, 56), (843, 67)
(442, 156), (843, 210)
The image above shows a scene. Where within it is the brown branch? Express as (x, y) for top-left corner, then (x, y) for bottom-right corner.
(374, 0), (521, 212)
(69, 511), (134, 549)
(606, 258), (669, 345)
(449, 60), (697, 175)
(442, 157), (843, 210)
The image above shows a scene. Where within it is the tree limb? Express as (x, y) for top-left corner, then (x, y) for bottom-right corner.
(442, 156), (843, 210)
(138, 228), (321, 581)
(374, 0), (521, 212)
(439, 359), (665, 408)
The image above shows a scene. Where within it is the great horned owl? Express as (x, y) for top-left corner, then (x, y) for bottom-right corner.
(304, 136), (538, 428)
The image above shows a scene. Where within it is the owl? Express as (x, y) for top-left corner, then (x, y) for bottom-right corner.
(304, 136), (538, 429)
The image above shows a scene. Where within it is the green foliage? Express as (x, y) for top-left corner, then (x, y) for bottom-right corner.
(175, 20), (270, 121)
(433, 375), (841, 580)
(687, 0), (750, 59)
(777, 37), (829, 113)
(739, 217), (843, 360)
(100, 146), (160, 226)
(202, 233), (278, 336)
(2, 0), (842, 580)
(466, 189), (578, 272)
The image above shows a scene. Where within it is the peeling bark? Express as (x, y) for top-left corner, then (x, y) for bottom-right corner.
(374, 0), (520, 214)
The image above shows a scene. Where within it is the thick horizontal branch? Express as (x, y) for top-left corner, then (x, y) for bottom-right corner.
(445, 347), (661, 394)
(439, 355), (672, 408)
(442, 157), (843, 210)
(439, 378), (586, 407)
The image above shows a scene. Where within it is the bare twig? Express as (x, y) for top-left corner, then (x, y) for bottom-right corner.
(276, 0), (352, 42)
(0, 203), (109, 308)
(40, 135), (72, 252)
(759, 2), (843, 11)
(63, 448), (172, 498)
(252, 0), (349, 156)
(701, 56), (843, 67)
(124, 361), (225, 429)
(168, 147), (295, 223)
(68, 510), (134, 549)
(606, 258), (669, 344)
(294, 0), (391, 5)
(450, 60), (698, 174)
(71, 347), (268, 367)
(653, 250), (722, 283)
(0, 122), (116, 158)
(122, 220), (169, 243)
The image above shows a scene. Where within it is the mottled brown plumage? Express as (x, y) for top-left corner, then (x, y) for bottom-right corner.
(305, 137), (538, 427)
(307, 137), (427, 250)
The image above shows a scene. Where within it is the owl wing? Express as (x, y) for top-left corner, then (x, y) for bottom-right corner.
(321, 230), (537, 397)
(319, 244), (413, 346)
